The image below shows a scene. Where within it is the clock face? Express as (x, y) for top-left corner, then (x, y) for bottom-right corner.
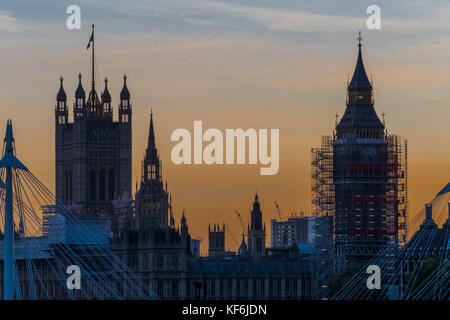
(361, 146), (377, 161)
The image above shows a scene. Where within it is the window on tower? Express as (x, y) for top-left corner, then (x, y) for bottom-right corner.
(146, 164), (157, 180)
(257, 238), (262, 252)
(89, 170), (96, 201)
(109, 170), (115, 200)
(99, 170), (105, 200)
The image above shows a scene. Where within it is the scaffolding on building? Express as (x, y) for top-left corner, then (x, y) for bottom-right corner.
(311, 135), (334, 217)
(386, 135), (408, 246)
(311, 133), (408, 270)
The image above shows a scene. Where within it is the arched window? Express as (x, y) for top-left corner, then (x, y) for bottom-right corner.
(89, 170), (96, 201)
(109, 170), (115, 200)
(99, 170), (105, 200)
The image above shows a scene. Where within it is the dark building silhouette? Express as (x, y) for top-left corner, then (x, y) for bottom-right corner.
(112, 113), (193, 298)
(187, 244), (317, 300)
(135, 112), (170, 230)
(312, 33), (407, 269)
(111, 116), (317, 300)
(50, 31), (319, 300)
(55, 51), (132, 217)
(208, 224), (225, 256)
(402, 203), (450, 265)
(247, 193), (266, 257)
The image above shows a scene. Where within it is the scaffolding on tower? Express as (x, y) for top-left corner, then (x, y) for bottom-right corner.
(386, 135), (408, 246)
(311, 135), (334, 218)
(311, 132), (408, 270)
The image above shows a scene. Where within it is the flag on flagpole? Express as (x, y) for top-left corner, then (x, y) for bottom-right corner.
(87, 31), (94, 49)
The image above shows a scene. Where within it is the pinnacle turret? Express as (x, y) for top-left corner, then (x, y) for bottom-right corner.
(75, 72), (85, 99)
(120, 74), (130, 100)
(57, 76), (67, 102)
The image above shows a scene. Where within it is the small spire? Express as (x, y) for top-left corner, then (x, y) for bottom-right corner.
(181, 209), (186, 226)
(57, 76), (67, 102)
(147, 110), (156, 153)
(102, 77), (111, 103)
(75, 72), (85, 99)
(120, 73), (130, 100)
(357, 31), (363, 47)
(238, 233), (247, 256)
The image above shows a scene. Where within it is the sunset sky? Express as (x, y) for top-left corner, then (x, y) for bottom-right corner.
(0, 0), (449, 253)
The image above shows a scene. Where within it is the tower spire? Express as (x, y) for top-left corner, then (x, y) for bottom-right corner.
(142, 110), (160, 183)
(348, 31), (371, 90)
(148, 109), (156, 152)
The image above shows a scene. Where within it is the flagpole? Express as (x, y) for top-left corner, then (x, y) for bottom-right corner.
(91, 24), (95, 94)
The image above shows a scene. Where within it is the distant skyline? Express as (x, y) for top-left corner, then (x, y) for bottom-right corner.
(1, 0), (450, 253)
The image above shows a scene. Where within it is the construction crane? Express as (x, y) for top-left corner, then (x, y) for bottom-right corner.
(274, 201), (282, 220)
(235, 210), (246, 234)
(224, 225), (239, 250)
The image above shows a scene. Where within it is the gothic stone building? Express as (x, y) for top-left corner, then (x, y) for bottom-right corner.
(53, 38), (317, 300)
(111, 113), (194, 299)
(110, 116), (317, 299)
(247, 194), (266, 257)
(332, 35), (407, 268)
(55, 71), (132, 217)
